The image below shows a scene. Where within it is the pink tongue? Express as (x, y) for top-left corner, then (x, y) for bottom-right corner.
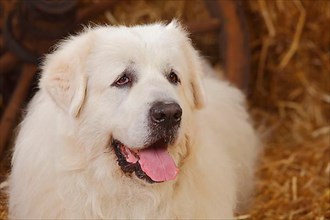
(138, 147), (179, 182)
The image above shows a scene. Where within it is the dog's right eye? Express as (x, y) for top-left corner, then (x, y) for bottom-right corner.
(112, 73), (132, 87)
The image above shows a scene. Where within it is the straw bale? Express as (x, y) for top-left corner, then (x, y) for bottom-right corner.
(245, 0), (329, 219)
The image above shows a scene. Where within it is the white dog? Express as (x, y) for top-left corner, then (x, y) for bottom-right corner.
(9, 22), (259, 219)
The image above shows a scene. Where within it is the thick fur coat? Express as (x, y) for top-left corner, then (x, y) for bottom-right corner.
(9, 22), (259, 219)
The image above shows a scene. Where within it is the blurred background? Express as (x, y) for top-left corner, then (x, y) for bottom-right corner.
(0, 0), (329, 219)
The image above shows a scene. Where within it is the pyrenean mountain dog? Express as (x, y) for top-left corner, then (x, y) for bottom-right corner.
(9, 21), (259, 219)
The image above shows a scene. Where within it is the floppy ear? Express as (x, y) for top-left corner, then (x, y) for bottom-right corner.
(167, 20), (206, 109)
(40, 31), (92, 117)
(187, 49), (206, 109)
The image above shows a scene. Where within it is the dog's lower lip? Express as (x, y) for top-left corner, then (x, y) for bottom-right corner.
(111, 139), (157, 184)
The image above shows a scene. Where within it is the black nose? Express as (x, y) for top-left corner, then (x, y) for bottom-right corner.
(150, 102), (182, 127)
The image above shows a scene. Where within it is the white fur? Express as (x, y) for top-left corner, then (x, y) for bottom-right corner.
(9, 22), (259, 219)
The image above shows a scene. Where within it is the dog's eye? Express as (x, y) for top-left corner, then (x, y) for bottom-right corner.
(167, 71), (180, 85)
(113, 74), (131, 87)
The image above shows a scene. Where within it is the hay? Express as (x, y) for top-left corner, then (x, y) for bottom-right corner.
(0, 0), (329, 219)
(245, 0), (329, 219)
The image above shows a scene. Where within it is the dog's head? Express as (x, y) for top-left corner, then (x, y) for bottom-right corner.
(40, 21), (205, 184)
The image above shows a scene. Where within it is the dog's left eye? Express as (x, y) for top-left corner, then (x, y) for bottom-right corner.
(167, 71), (180, 85)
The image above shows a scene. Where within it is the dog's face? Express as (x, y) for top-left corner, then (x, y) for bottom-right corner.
(40, 22), (205, 184)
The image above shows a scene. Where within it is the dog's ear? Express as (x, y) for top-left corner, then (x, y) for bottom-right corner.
(186, 49), (206, 109)
(40, 31), (92, 117)
(167, 20), (206, 109)
(190, 64), (206, 109)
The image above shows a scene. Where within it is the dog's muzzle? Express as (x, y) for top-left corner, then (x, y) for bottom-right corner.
(111, 101), (182, 184)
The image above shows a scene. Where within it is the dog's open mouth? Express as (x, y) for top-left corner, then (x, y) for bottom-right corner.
(112, 138), (179, 183)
